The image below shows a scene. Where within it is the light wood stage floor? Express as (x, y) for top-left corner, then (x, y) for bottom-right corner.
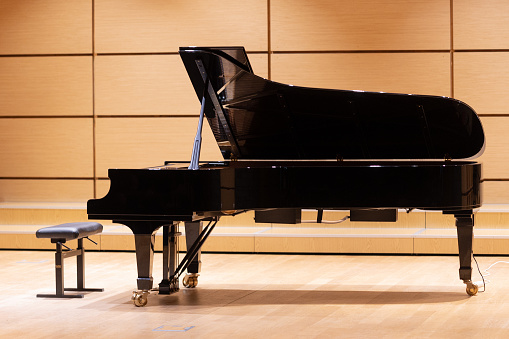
(3, 250), (509, 338)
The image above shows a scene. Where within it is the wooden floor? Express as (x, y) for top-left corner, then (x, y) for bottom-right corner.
(3, 251), (509, 338)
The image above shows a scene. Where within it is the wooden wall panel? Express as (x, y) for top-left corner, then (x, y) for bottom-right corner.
(454, 52), (509, 115)
(254, 236), (414, 254)
(94, 0), (267, 53)
(95, 55), (193, 116)
(482, 182), (509, 204)
(475, 207), (509, 229)
(0, 0), (92, 55)
(95, 54), (268, 116)
(271, 53), (450, 96)
(453, 0), (509, 50)
(96, 179), (111, 199)
(0, 179), (93, 202)
(0, 118), (93, 177)
(0, 1), (507, 211)
(249, 54), (269, 78)
(0, 57), (93, 116)
(95, 117), (222, 177)
(477, 117), (509, 179)
(271, 0), (450, 51)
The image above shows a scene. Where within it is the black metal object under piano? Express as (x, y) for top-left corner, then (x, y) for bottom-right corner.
(87, 46), (485, 306)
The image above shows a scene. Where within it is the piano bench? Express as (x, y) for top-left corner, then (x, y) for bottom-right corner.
(36, 222), (104, 299)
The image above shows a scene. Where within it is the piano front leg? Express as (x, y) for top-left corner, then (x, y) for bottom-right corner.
(116, 220), (166, 306)
(128, 231), (156, 306)
(454, 212), (478, 296)
(120, 219), (216, 306)
(133, 232), (156, 291)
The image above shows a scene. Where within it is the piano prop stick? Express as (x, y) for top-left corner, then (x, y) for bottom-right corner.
(88, 47), (485, 306)
(188, 62), (208, 170)
(188, 94), (206, 170)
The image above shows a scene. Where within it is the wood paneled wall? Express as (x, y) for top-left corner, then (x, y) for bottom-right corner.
(0, 0), (508, 203)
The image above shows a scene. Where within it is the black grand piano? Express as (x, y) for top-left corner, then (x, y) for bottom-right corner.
(88, 47), (484, 307)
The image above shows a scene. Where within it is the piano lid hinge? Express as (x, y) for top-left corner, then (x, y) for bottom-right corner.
(336, 155), (343, 162)
(230, 154), (238, 162)
(444, 154), (452, 162)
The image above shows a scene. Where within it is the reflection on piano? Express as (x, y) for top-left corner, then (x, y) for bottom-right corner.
(88, 47), (484, 307)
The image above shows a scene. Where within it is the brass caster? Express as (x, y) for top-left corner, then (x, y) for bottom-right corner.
(183, 273), (199, 288)
(465, 281), (478, 296)
(131, 290), (149, 307)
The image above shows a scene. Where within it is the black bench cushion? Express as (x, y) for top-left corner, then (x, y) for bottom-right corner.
(36, 222), (103, 241)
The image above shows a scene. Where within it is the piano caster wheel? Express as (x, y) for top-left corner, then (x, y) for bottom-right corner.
(465, 281), (478, 296)
(183, 273), (199, 288)
(132, 290), (149, 307)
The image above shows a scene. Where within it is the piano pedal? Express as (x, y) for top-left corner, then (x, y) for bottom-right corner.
(131, 290), (150, 307)
(183, 273), (199, 288)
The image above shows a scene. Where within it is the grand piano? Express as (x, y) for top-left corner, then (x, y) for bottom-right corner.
(88, 46), (485, 307)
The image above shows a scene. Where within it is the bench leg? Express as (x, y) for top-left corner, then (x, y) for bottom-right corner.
(78, 238), (84, 290)
(64, 239), (104, 293)
(37, 242), (84, 298)
(37, 239), (103, 299)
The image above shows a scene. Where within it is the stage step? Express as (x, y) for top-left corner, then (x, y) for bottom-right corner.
(2, 203), (509, 255)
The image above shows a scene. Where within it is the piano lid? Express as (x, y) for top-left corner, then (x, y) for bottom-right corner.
(179, 46), (485, 161)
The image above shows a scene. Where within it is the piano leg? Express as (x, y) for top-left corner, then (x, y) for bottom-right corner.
(455, 212), (478, 296)
(133, 232), (156, 291)
(118, 220), (169, 306)
(183, 221), (203, 288)
(129, 231), (156, 306)
(120, 218), (217, 306)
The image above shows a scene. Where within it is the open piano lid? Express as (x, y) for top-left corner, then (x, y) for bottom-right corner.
(179, 46), (485, 161)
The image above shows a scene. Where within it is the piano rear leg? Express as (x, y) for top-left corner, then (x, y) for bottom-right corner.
(455, 212), (478, 296)
(183, 221), (203, 288)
